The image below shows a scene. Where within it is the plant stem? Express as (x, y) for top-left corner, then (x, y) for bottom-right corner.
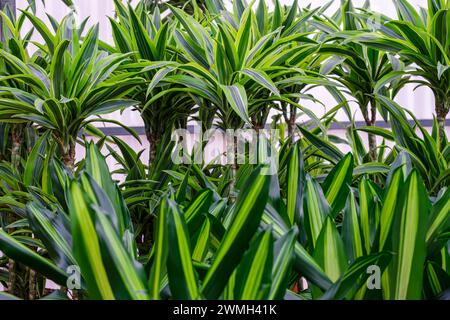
(288, 106), (297, 144)
(229, 134), (239, 203)
(363, 99), (378, 161)
(11, 124), (22, 169)
(7, 124), (22, 297)
(61, 141), (76, 171)
(148, 135), (157, 165)
(28, 269), (37, 300)
(436, 99), (448, 142)
(7, 260), (17, 295)
(146, 127), (161, 166)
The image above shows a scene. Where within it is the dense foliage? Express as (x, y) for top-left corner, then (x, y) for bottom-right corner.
(0, 0), (449, 300)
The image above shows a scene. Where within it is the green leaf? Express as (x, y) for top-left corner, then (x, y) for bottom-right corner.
(234, 227), (274, 300)
(393, 0), (425, 28)
(261, 212), (332, 291)
(235, 7), (253, 68)
(67, 179), (115, 300)
(148, 199), (169, 300)
(374, 71), (405, 94)
(379, 169), (405, 250)
(286, 143), (304, 226)
(221, 84), (250, 124)
(241, 68), (280, 96)
(85, 143), (133, 237)
(201, 166), (271, 299)
(321, 252), (392, 300)
(50, 40), (70, 98)
(94, 210), (149, 300)
(21, 10), (56, 54)
(269, 227), (299, 300)
(302, 174), (330, 248)
(426, 188), (450, 246)
(342, 190), (364, 262)
(128, 5), (156, 60)
(26, 202), (75, 270)
(165, 197), (199, 300)
(299, 127), (344, 164)
(390, 171), (430, 299)
(0, 230), (68, 287)
(322, 153), (354, 217)
(23, 132), (49, 186)
(313, 217), (348, 283)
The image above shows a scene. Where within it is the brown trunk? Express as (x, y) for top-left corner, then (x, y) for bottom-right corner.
(7, 260), (17, 295)
(71, 289), (81, 300)
(146, 132), (160, 166)
(368, 131), (377, 161)
(7, 124), (23, 297)
(11, 124), (22, 168)
(436, 100), (448, 142)
(28, 269), (37, 300)
(364, 100), (378, 161)
(287, 106), (297, 144)
(229, 135), (239, 203)
(61, 141), (76, 171)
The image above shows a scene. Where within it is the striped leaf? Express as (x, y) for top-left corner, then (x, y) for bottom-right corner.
(299, 127), (344, 164)
(94, 211), (149, 300)
(286, 143), (304, 226)
(269, 227), (299, 300)
(192, 218), (211, 263)
(201, 167), (271, 299)
(342, 190), (365, 262)
(322, 153), (354, 218)
(241, 68), (280, 96)
(148, 199), (169, 300)
(321, 252), (392, 300)
(221, 84), (250, 124)
(302, 174), (330, 248)
(426, 188), (450, 247)
(165, 197), (199, 300)
(262, 211), (332, 291)
(390, 171), (430, 299)
(0, 230), (68, 287)
(86, 143), (133, 237)
(26, 202), (75, 270)
(67, 179), (115, 300)
(234, 227), (274, 300)
(313, 217), (349, 283)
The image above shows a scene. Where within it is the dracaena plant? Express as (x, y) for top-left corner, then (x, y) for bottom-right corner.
(0, 12), (141, 170)
(0, 0), (449, 302)
(0, 8), (46, 300)
(363, 95), (450, 193)
(140, 0), (219, 15)
(0, 0), (75, 41)
(312, 0), (409, 161)
(109, 0), (197, 164)
(146, 0), (332, 133)
(0, 144), (299, 300)
(2, 138), (447, 300)
(0, 9), (36, 169)
(351, 0), (450, 142)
